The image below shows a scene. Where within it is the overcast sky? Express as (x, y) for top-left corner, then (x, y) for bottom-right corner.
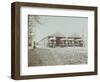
(29, 15), (88, 42)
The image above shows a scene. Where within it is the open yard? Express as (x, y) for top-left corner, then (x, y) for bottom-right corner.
(28, 47), (88, 66)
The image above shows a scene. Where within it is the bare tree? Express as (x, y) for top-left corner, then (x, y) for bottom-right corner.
(28, 15), (41, 48)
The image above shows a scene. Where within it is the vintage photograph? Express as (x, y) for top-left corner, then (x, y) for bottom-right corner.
(11, 2), (97, 79)
(28, 15), (88, 66)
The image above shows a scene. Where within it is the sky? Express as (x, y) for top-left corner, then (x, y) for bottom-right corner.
(29, 15), (88, 42)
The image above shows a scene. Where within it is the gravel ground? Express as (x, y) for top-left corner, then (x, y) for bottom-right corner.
(28, 47), (88, 66)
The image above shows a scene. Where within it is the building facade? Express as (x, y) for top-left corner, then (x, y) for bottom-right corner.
(67, 34), (85, 47)
(37, 32), (85, 48)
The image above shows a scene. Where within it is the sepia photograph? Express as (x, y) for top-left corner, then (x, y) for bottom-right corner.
(28, 15), (88, 66)
(11, 2), (97, 79)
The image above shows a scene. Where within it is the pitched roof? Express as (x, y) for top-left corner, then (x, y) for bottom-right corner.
(39, 32), (66, 42)
(49, 32), (65, 37)
(68, 33), (82, 39)
(70, 33), (81, 37)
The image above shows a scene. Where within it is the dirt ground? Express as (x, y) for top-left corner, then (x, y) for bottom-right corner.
(28, 47), (87, 66)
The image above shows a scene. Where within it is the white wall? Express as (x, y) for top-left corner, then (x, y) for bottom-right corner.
(0, 0), (100, 82)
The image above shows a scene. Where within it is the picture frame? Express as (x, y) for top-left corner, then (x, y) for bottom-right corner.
(11, 2), (98, 80)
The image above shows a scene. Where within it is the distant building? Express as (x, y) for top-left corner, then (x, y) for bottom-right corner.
(38, 32), (85, 48)
(67, 34), (85, 47)
(38, 32), (66, 48)
(48, 32), (67, 48)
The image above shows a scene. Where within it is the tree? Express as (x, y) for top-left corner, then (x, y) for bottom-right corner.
(28, 15), (41, 48)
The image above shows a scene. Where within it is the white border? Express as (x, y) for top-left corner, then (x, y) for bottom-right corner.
(20, 7), (94, 75)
